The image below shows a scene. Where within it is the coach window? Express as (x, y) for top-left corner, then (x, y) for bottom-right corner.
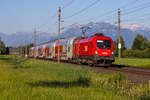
(68, 47), (70, 52)
(40, 49), (42, 56)
(49, 52), (51, 56)
(49, 49), (51, 56)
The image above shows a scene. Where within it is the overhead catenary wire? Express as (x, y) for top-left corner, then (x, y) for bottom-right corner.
(36, 13), (57, 31)
(120, 0), (140, 9)
(122, 2), (150, 16)
(62, 0), (101, 19)
(36, 0), (75, 31)
(122, 0), (150, 11)
(93, 0), (150, 26)
(119, 1), (150, 25)
(121, 16), (150, 24)
(81, 0), (140, 23)
(61, 0), (75, 9)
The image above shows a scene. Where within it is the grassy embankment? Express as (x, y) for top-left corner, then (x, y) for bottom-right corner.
(114, 58), (150, 68)
(0, 55), (150, 100)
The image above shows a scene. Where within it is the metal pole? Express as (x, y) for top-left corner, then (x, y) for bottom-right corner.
(34, 28), (36, 48)
(118, 8), (121, 65)
(25, 40), (28, 58)
(58, 7), (61, 64)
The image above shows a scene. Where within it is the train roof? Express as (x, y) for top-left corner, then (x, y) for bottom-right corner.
(31, 33), (112, 48)
(56, 37), (77, 45)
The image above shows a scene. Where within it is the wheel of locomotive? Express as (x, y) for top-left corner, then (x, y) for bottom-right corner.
(88, 60), (94, 67)
(77, 59), (81, 65)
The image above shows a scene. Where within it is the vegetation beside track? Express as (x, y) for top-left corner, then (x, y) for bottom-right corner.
(114, 58), (150, 68)
(0, 55), (150, 100)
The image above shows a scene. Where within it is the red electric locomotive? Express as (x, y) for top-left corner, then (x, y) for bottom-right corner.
(73, 33), (115, 65)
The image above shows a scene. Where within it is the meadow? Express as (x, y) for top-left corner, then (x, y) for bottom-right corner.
(114, 58), (150, 68)
(0, 55), (149, 100)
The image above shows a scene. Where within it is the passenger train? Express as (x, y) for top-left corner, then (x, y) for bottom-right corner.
(29, 33), (115, 66)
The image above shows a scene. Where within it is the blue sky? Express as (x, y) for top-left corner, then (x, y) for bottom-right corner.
(0, 0), (150, 34)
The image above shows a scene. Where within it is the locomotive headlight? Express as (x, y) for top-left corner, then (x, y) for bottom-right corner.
(95, 50), (98, 55)
(112, 51), (114, 55)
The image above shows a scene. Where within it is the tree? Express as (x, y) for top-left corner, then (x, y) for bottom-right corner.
(114, 36), (126, 56)
(148, 42), (150, 48)
(0, 37), (6, 54)
(27, 43), (34, 55)
(132, 34), (149, 50)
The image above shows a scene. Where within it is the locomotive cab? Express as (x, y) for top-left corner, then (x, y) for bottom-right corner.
(93, 35), (115, 65)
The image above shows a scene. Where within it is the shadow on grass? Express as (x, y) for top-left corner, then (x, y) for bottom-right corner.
(28, 77), (91, 88)
(93, 64), (126, 69)
(0, 56), (12, 61)
(0, 56), (27, 64)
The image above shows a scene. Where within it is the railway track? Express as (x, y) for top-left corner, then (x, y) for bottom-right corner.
(101, 65), (150, 76)
(75, 64), (150, 84)
(111, 67), (150, 76)
(72, 63), (150, 76)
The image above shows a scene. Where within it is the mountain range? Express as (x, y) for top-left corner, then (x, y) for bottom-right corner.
(0, 22), (150, 48)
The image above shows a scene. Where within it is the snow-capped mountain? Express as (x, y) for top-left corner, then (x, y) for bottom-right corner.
(121, 24), (150, 31)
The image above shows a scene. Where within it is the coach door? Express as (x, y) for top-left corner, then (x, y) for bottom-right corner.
(61, 44), (67, 60)
(67, 39), (74, 60)
(67, 44), (70, 60)
(51, 43), (56, 59)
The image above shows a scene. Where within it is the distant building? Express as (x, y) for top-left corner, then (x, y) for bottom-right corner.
(9, 47), (20, 55)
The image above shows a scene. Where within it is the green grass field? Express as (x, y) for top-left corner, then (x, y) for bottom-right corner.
(0, 55), (149, 100)
(114, 58), (150, 68)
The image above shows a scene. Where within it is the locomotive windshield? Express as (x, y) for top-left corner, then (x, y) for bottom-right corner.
(97, 40), (111, 49)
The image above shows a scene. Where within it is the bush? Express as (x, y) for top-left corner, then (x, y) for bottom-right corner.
(94, 73), (150, 100)
(144, 48), (150, 58)
(122, 49), (150, 58)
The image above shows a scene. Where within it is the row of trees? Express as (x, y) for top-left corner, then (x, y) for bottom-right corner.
(114, 34), (150, 58)
(0, 36), (34, 55)
(0, 37), (6, 54)
(9, 43), (34, 56)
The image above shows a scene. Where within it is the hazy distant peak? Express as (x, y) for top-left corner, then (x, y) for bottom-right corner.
(121, 24), (149, 31)
(69, 23), (80, 29)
